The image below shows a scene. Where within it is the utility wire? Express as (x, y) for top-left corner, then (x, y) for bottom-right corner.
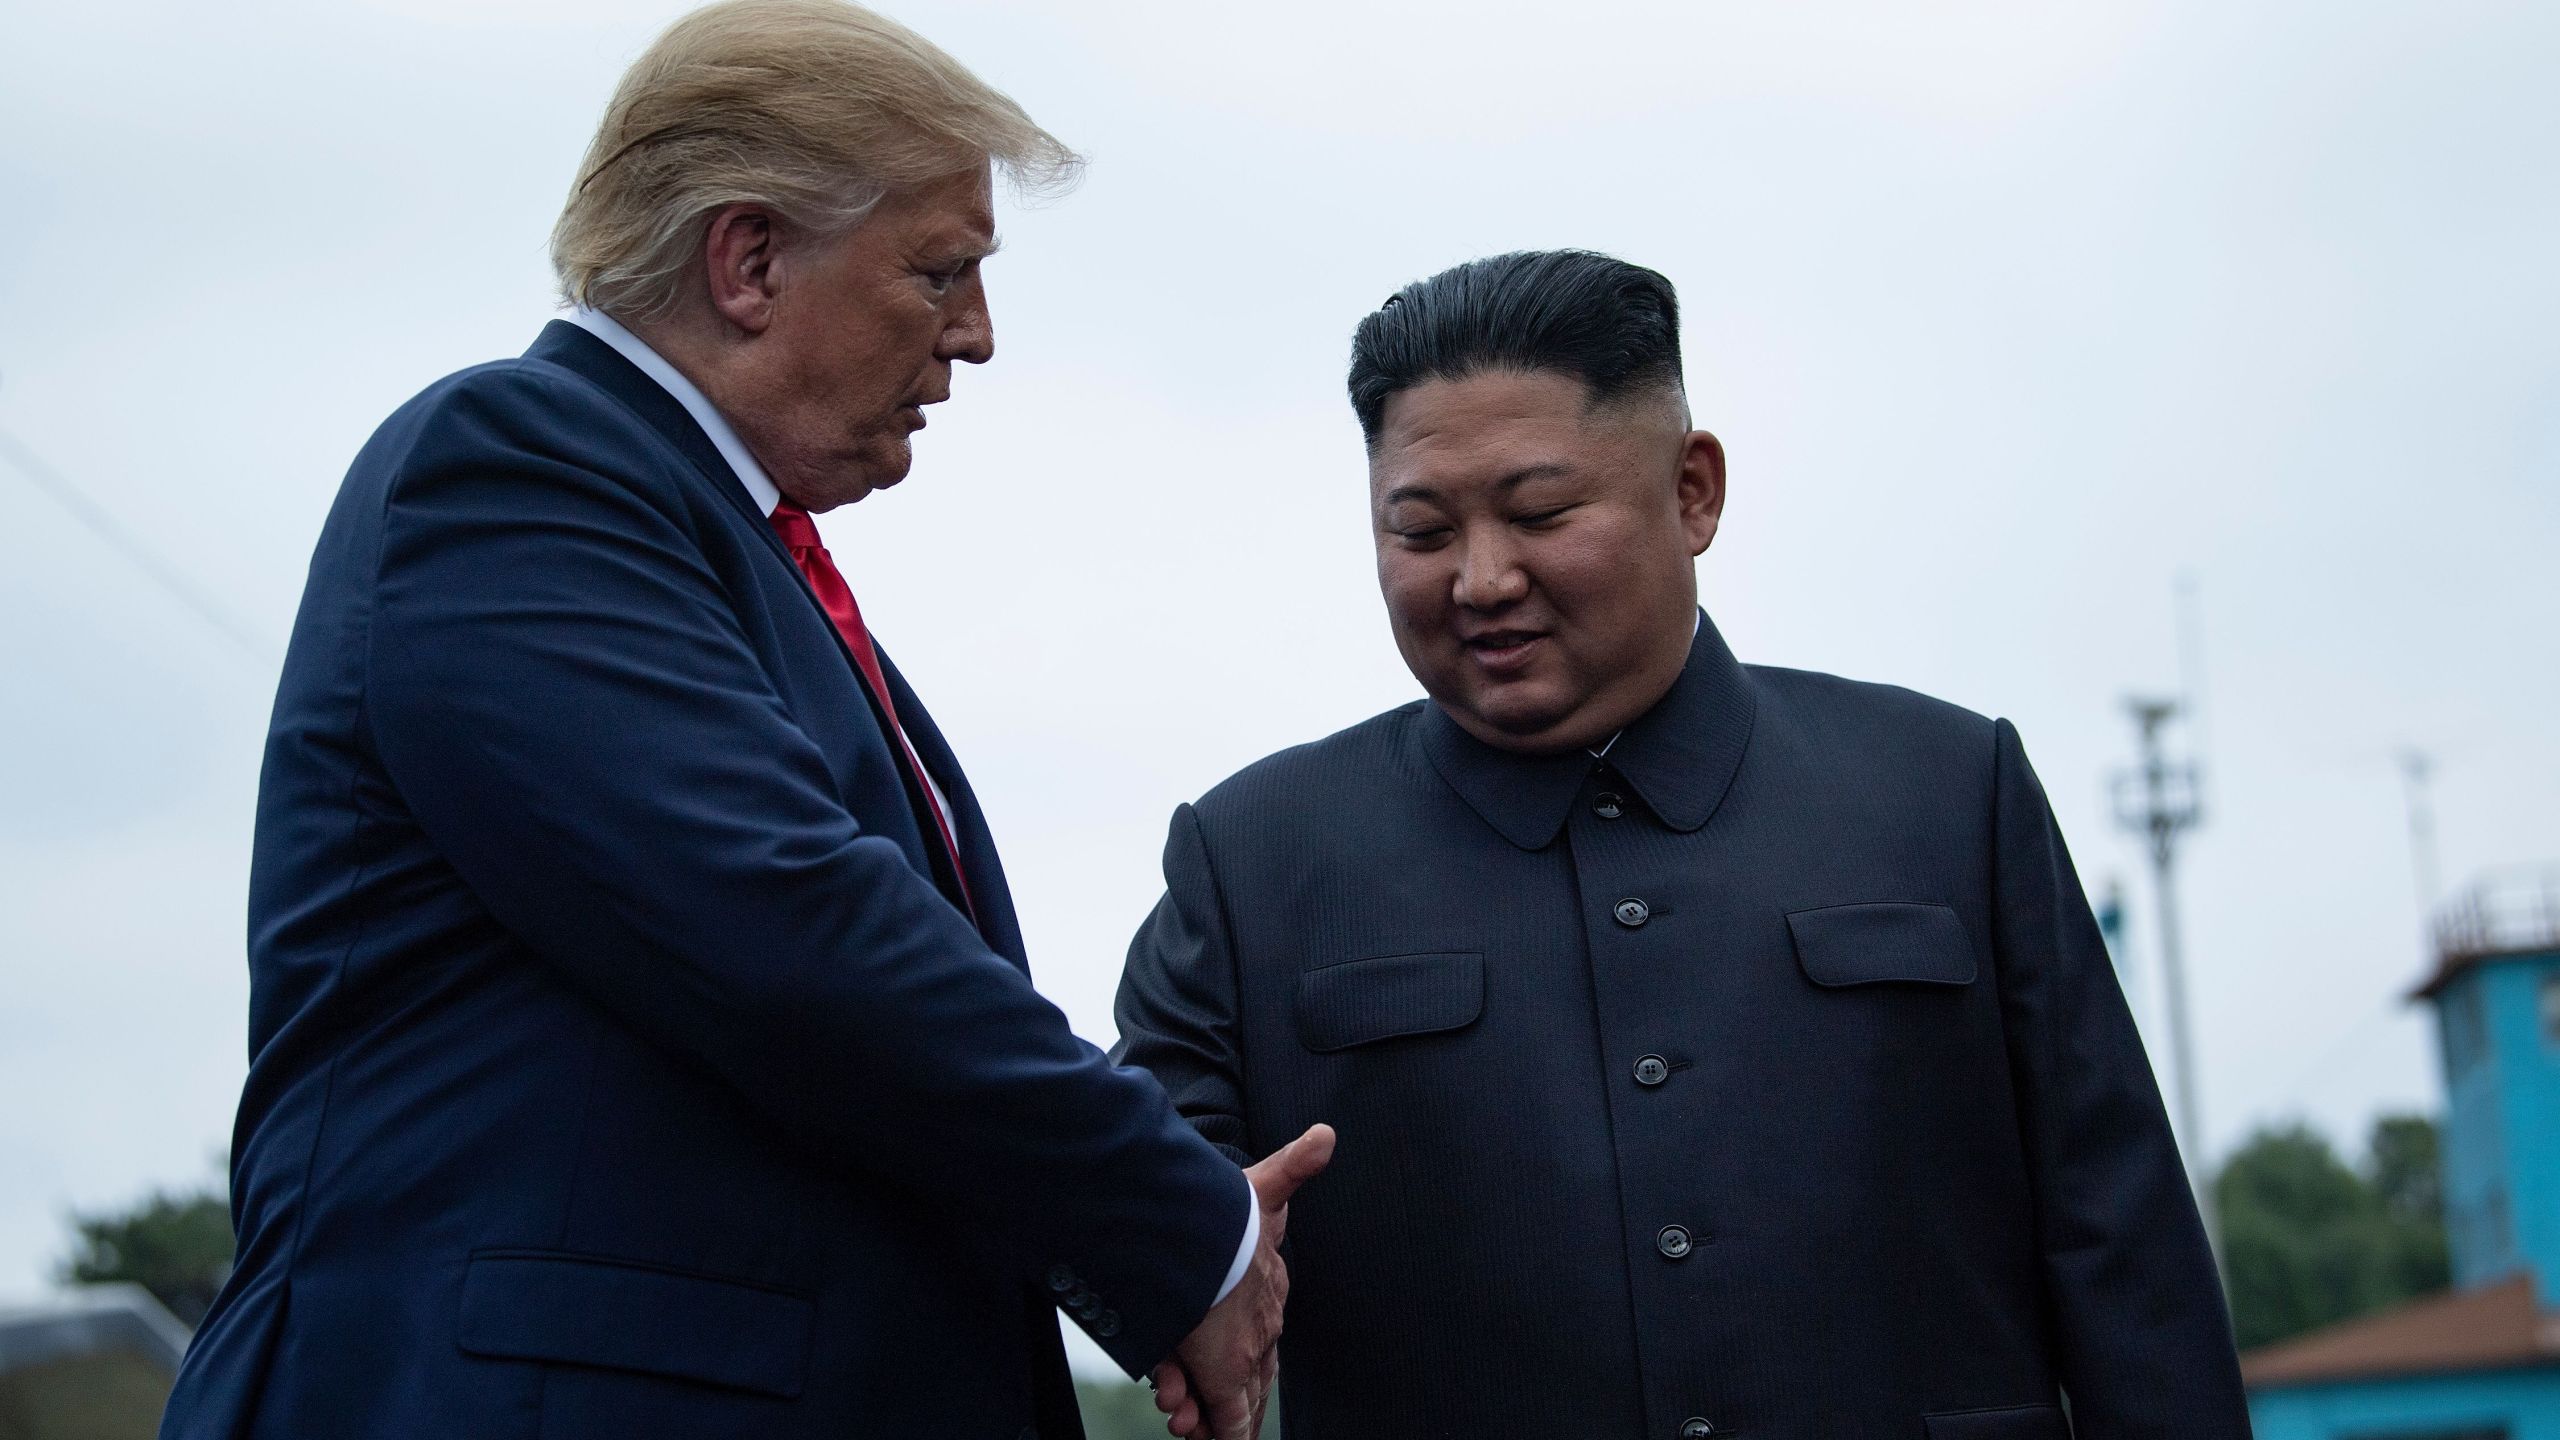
(0, 423), (277, 665)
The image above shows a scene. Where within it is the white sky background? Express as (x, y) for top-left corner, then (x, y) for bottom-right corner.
(2, 0), (2556, 1354)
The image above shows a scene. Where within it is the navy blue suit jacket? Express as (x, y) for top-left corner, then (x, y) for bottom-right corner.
(159, 322), (1244, 1440)
(1116, 618), (2249, 1438)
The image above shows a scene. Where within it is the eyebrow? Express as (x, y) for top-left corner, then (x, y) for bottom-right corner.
(925, 234), (1003, 267)
(1382, 462), (1572, 508)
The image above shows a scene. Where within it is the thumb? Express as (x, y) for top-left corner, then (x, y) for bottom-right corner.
(1248, 1123), (1336, 1211)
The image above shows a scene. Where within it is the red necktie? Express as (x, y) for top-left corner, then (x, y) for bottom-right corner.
(767, 502), (975, 922)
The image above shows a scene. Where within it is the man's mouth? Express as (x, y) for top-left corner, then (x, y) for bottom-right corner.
(899, 392), (947, 431)
(1461, 630), (1547, 667)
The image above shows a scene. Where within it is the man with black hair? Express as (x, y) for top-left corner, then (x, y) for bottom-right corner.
(1113, 251), (2248, 1437)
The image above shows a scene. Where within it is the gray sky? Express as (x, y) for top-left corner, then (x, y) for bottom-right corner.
(3, 0), (2555, 1355)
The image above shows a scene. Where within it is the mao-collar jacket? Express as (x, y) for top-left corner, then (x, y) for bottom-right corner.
(1114, 616), (2249, 1439)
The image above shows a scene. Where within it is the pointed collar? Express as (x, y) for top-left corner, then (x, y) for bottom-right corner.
(1419, 609), (1758, 850)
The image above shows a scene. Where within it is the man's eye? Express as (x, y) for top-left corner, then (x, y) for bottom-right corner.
(921, 267), (961, 293)
(1394, 527), (1453, 548)
(1516, 507), (1570, 528)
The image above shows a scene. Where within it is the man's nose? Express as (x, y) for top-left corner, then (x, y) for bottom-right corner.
(940, 276), (994, 365)
(1452, 534), (1529, 610)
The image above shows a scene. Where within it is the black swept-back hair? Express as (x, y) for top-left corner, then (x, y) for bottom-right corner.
(1346, 249), (1684, 447)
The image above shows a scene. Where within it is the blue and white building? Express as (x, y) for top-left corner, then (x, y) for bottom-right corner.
(2245, 868), (2560, 1440)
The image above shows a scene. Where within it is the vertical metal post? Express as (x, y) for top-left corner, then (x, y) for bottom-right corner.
(2398, 749), (2441, 947)
(2117, 699), (2215, 1263)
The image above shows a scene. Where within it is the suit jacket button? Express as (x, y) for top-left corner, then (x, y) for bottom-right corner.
(1681, 1420), (1715, 1438)
(1594, 791), (1624, 819)
(1656, 1224), (1693, 1259)
(1634, 1054), (1670, 1087)
(1095, 1310), (1121, 1338)
(1047, 1265), (1076, 1293)
(1614, 898), (1650, 928)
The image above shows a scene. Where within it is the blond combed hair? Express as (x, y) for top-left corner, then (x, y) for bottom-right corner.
(551, 0), (1080, 320)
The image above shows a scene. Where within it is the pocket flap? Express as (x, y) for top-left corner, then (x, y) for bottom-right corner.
(1296, 951), (1485, 1053)
(1786, 902), (1977, 987)
(1924, 1403), (2071, 1439)
(457, 1249), (814, 1398)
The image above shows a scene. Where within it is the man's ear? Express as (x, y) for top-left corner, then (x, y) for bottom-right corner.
(701, 203), (783, 337)
(1677, 429), (1727, 557)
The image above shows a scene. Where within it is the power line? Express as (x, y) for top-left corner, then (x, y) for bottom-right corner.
(0, 424), (276, 665)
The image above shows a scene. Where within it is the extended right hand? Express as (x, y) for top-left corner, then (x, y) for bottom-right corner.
(1149, 1123), (1336, 1440)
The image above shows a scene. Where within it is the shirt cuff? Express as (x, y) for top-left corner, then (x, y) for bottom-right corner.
(1210, 1171), (1260, 1306)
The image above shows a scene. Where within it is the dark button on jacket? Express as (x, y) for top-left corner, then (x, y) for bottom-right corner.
(1114, 614), (2247, 1438)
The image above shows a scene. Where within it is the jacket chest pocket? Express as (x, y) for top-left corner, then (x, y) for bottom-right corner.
(1924, 1403), (2070, 1439)
(1785, 902), (1978, 988)
(1295, 951), (1485, 1052)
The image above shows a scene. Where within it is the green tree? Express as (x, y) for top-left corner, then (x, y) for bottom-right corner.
(2365, 1114), (2452, 1300)
(58, 1184), (234, 1328)
(2214, 1114), (2452, 1351)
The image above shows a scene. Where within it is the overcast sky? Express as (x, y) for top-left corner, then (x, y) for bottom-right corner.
(3, 0), (2555, 1348)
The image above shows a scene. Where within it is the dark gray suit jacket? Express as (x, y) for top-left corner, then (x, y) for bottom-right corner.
(1113, 614), (2247, 1440)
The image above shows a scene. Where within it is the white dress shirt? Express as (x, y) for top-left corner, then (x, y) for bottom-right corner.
(560, 307), (1261, 1312)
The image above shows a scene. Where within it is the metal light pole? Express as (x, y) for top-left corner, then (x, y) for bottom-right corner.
(2398, 748), (2442, 945)
(2114, 697), (2214, 1257)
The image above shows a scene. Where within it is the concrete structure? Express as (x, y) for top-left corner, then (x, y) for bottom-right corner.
(2244, 868), (2560, 1440)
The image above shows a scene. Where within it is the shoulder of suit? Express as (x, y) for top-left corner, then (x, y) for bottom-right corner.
(355, 355), (685, 500)
(1745, 663), (1990, 731)
(386, 354), (653, 445)
(1188, 699), (1430, 823)
(1743, 662), (2006, 777)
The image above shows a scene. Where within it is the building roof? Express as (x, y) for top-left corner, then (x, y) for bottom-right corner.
(2411, 869), (2560, 1000)
(0, 1283), (190, 1376)
(2242, 1275), (2560, 1389)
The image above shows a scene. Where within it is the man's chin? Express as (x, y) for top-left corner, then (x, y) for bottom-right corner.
(1438, 689), (1590, 756)
(783, 453), (909, 512)
(854, 439), (913, 495)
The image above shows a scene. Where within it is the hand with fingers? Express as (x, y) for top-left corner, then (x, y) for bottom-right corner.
(1149, 1123), (1335, 1440)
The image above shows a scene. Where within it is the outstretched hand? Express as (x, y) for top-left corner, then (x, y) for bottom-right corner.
(1149, 1123), (1336, 1440)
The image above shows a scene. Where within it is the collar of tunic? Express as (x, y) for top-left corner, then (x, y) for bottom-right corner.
(1417, 608), (1758, 850)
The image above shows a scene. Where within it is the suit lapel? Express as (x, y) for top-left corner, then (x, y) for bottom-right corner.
(524, 321), (785, 555)
(876, 648), (1028, 972)
(526, 322), (980, 923)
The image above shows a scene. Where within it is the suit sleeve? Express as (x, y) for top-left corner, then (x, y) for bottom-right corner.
(1111, 804), (1253, 1169)
(361, 371), (1244, 1376)
(1987, 718), (2251, 1436)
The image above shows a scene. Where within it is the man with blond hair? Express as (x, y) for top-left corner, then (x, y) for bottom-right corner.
(156, 5), (1323, 1438)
